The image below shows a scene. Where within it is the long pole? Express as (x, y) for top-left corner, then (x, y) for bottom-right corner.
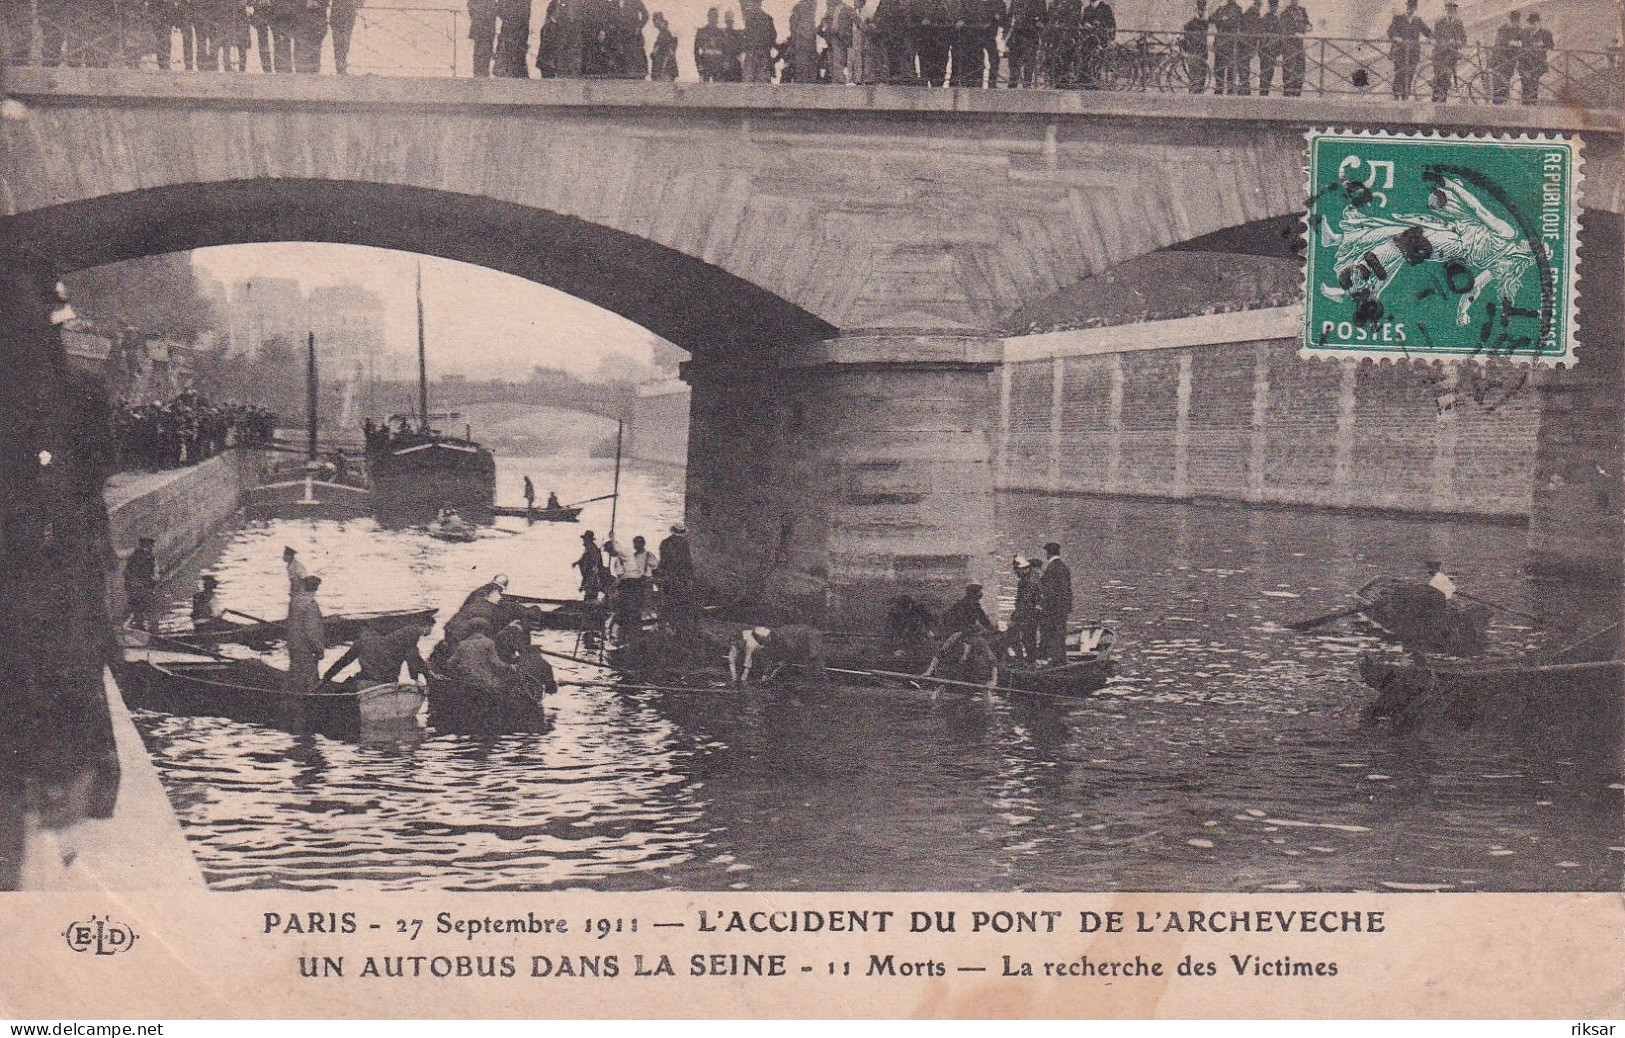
(607, 419), (623, 543)
(415, 262), (429, 433)
(305, 332), (318, 462)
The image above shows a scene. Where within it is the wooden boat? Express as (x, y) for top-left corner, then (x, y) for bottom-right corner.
(426, 665), (551, 732)
(1352, 576), (1491, 657)
(160, 607), (437, 652)
(505, 593), (607, 632)
(114, 652), (425, 737)
(248, 335), (373, 521)
(245, 473), (371, 521)
(492, 504), (584, 522)
(925, 625), (1118, 698)
(366, 268), (495, 527)
(1358, 622), (1623, 740)
(427, 517), (479, 542)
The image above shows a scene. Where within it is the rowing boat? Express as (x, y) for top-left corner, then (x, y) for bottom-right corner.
(504, 593), (607, 632)
(492, 504), (584, 522)
(114, 651), (425, 738)
(426, 662), (552, 732)
(1352, 576), (1491, 657)
(427, 519), (479, 542)
(1359, 619), (1624, 739)
(160, 607), (437, 652)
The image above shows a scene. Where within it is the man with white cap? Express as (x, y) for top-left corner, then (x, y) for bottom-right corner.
(729, 624), (830, 687)
(1009, 556), (1042, 662)
(605, 534), (658, 639)
(656, 522), (697, 644)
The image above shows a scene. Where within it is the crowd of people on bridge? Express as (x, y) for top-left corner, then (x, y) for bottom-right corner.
(1, 0), (1596, 102)
(114, 390), (278, 472)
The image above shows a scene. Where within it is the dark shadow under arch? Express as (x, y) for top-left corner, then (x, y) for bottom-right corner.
(0, 180), (837, 362)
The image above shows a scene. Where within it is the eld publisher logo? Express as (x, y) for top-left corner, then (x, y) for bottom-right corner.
(62, 916), (139, 956)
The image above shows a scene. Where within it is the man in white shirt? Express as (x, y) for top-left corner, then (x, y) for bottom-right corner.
(1426, 560), (1457, 600)
(605, 535), (658, 638)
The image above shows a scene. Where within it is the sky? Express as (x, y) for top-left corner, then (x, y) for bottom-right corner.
(191, 243), (675, 382)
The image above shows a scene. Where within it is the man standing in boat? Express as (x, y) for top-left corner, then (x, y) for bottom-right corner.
(190, 574), (230, 633)
(284, 545), (308, 602)
(1009, 556), (1042, 662)
(1038, 541), (1073, 664)
(286, 574), (325, 693)
(321, 615), (435, 688)
(605, 534), (657, 640)
(656, 522), (697, 645)
(523, 475), (536, 513)
(574, 530), (608, 603)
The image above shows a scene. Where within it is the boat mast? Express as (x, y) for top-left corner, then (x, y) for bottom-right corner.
(416, 261), (429, 434)
(608, 419), (623, 543)
(306, 332), (318, 463)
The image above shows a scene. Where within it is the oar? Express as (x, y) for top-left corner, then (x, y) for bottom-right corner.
(1453, 591), (1543, 625)
(1286, 602), (1369, 632)
(562, 493), (617, 509)
(223, 608), (272, 625)
(141, 630), (230, 661)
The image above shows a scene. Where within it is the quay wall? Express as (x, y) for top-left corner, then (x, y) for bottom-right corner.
(103, 449), (270, 618)
(626, 379), (690, 469)
(997, 307), (1541, 519)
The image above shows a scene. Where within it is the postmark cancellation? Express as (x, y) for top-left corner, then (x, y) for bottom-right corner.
(1303, 129), (1581, 368)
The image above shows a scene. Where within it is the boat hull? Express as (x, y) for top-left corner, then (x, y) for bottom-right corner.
(367, 440), (496, 528)
(493, 505), (583, 522)
(114, 657), (367, 739)
(426, 674), (549, 733)
(245, 478), (371, 521)
(160, 608), (437, 652)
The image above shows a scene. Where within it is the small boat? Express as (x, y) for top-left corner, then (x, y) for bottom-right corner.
(1352, 576), (1491, 657)
(1358, 622), (1623, 740)
(505, 593), (607, 632)
(159, 607), (437, 652)
(114, 652), (425, 737)
(427, 519), (478, 542)
(493, 504), (584, 522)
(994, 628), (1118, 698)
(426, 666), (551, 732)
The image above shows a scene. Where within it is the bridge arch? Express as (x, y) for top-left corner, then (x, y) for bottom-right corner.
(0, 179), (836, 362)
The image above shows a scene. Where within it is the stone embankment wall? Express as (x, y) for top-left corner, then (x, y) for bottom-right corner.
(625, 379), (691, 469)
(997, 307), (1540, 519)
(103, 449), (269, 618)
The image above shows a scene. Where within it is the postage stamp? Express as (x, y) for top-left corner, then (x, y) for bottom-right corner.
(1302, 130), (1582, 367)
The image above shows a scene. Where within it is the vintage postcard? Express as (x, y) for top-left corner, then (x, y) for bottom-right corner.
(0, 0), (1619, 1021)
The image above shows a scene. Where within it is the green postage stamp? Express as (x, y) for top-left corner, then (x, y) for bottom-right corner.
(1303, 130), (1581, 366)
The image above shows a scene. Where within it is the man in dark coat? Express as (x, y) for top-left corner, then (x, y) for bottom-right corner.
(1037, 541), (1073, 664)
(1179, 0), (1208, 93)
(1429, 1), (1465, 102)
(329, 0), (360, 72)
(1003, 0), (1043, 86)
(1208, 0), (1240, 94)
(1386, 0), (1429, 100)
(1275, 0), (1307, 95)
(292, 0), (329, 72)
(125, 536), (158, 632)
(1009, 556), (1041, 661)
(740, 0), (776, 80)
(323, 616), (434, 686)
(655, 522), (696, 642)
(694, 6), (726, 78)
(469, 0), (498, 74)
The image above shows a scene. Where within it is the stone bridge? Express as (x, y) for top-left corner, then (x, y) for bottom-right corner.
(2, 70), (1618, 619)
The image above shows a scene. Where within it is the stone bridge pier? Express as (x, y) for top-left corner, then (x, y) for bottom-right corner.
(684, 334), (999, 628)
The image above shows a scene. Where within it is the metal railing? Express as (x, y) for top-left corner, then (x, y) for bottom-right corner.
(4, 7), (1618, 110)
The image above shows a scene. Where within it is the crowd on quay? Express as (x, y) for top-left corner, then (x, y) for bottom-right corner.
(6, 0), (1596, 102)
(113, 390), (278, 472)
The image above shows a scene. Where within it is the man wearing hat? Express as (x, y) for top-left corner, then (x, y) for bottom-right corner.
(574, 530), (608, 604)
(124, 536), (159, 632)
(940, 582), (996, 639)
(605, 534), (658, 640)
(1038, 541), (1073, 664)
(190, 574), (230, 633)
(656, 522), (697, 644)
(283, 545), (308, 602)
(1430, 0), (1465, 102)
(1009, 556), (1042, 662)
(286, 574), (325, 693)
(729, 624), (829, 687)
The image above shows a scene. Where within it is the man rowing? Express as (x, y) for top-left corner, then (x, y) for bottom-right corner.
(729, 624), (831, 687)
(321, 616), (435, 688)
(190, 574), (231, 633)
(928, 584), (1000, 684)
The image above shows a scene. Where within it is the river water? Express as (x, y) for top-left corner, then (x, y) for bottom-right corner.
(131, 455), (1624, 893)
